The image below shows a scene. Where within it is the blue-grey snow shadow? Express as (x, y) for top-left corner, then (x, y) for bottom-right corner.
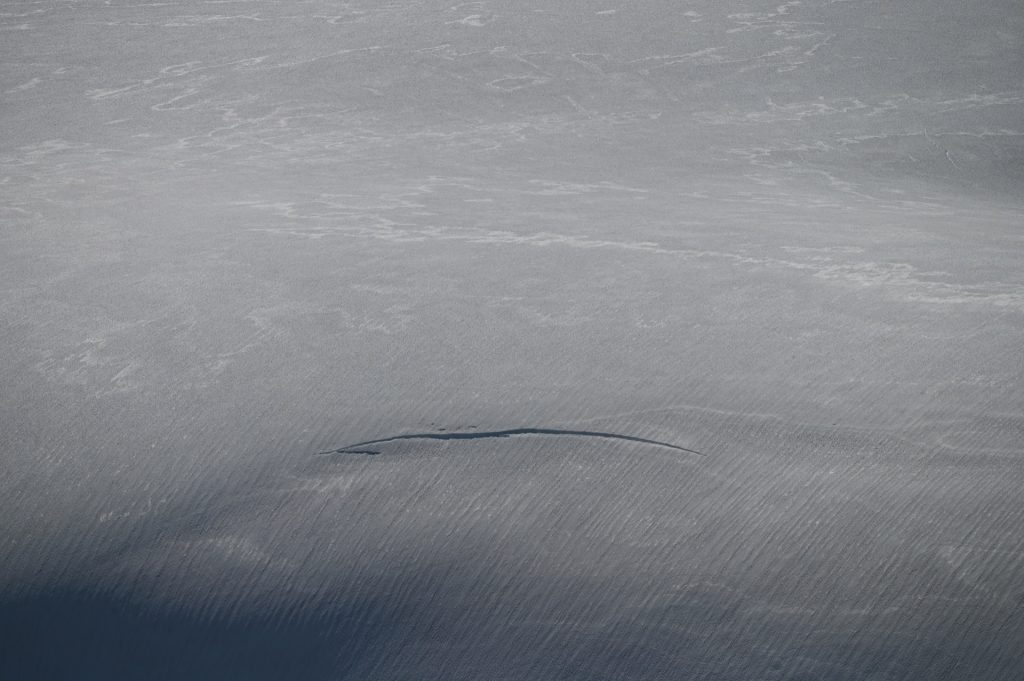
(3, 436), (1022, 681)
(1, 588), (359, 681)
(0, 573), (716, 680)
(3, 573), (1021, 680)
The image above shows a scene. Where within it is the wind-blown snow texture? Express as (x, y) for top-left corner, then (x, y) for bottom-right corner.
(2, 1), (1023, 679)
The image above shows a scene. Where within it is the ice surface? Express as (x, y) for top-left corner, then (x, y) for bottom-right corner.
(2, 1), (1023, 679)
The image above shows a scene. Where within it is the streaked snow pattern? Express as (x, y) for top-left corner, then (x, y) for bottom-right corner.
(2, 1), (1023, 679)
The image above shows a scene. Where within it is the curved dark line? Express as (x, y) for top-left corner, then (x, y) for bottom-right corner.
(318, 428), (704, 457)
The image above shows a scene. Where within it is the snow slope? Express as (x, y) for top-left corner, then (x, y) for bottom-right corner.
(2, 1), (1023, 679)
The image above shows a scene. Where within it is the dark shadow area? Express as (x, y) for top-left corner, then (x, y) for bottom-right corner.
(2, 570), (1023, 680)
(0, 587), (389, 681)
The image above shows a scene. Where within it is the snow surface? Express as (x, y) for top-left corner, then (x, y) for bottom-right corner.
(2, 1), (1023, 679)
